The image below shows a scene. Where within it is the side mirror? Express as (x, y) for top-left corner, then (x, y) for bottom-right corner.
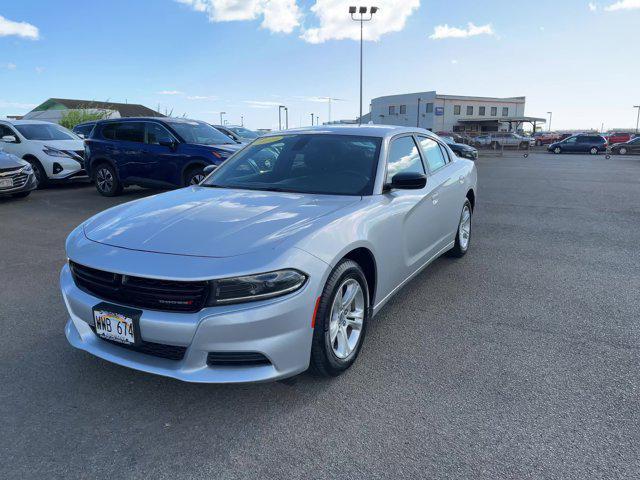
(76, 133), (85, 139)
(1, 135), (17, 143)
(203, 164), (217, 175)
(159, 139), (176, 149)
(386, 171), (427, 190)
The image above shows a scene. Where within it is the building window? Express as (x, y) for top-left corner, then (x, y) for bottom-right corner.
(399, 105), (407, 114)
(466, 106), (473, 116)
(479, 106), (486, 116)
(502, 107), (509, 116)
(454, 105), (461, 115)
(425, 103), (433, 113)
(491, 106), (497, 116)
(389, 106), (396, 115)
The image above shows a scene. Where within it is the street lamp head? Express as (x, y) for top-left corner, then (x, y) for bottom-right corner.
(359, 6), (367, 14)
(370, 6), (378, 14)
(349, 6), (357, 13)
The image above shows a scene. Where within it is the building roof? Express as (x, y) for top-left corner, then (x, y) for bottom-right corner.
(29, 98), (165, 118)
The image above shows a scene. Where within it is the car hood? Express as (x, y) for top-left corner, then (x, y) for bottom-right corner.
(83, 187), (359, 258)
(29, 139), (84, 150)
(0, 151), (26, 168)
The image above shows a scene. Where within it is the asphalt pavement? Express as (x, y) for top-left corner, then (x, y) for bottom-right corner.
(1, 152), (639, 479)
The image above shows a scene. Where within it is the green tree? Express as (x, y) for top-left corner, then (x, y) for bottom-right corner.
(59, 108), (111, 130)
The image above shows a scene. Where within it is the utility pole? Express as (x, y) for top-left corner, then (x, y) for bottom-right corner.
(349, 6), (378, 124)
(310, 113), (315, 126)
(416, 97), (421, 127)
(220, 111), (226, 125)
(547, 111), (553, 132)
(634, 105), (640, 134)
(278, 105), (288, 130)
(241, 115), (244, 127)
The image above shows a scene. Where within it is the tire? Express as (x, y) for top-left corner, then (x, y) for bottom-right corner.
(589, 147), (599, 155)
(184, 166), (206, 186)
(25, 158), (47, 188)
(448, 199), (472, 258)
(11, 191), (31, 198)
(553, 147), (562, 154)
(94, 163), (123, 197)
(619, 147), (628, 155)
(310, 259), (370, 377)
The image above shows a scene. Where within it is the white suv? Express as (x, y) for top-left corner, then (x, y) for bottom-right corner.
(0, 120), (86, 186)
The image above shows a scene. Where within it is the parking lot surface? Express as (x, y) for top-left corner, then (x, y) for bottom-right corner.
(2, 152), (639, 479)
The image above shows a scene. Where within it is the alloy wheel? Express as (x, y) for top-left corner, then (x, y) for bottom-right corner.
(619, 147), (627, 155)
(189, 173), (205, 185)
(554, 147), (561, 154)
(590, 147), (598, 155)
(459, 204), (471, 251)
(329, 278), (365, 359)
(96, 167), (113, 193)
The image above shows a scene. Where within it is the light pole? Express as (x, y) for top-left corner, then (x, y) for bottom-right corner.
(349, 6), (378, 124)
(310, 113), (315, 126)
(634, 105), (640, 134)
(278, 105), (288, 130)
(316, 116), (320, 126)
(416, 97), (421, 127)
(547, 111), (552, 131)
(220, 111), (226, 125)
(241, 115), (244, 127)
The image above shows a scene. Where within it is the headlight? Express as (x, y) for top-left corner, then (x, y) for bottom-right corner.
(21, 163), (33, 173)
(43, 146), (71, 158)
(206, 269), (307, 305)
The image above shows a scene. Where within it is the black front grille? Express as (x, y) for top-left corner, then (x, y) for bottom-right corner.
(207, 352), (271, 367)
(70, 261), (209, 313)
(90, 326), (187, 360)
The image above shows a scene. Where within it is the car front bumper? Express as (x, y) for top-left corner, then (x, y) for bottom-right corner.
(0, 170), (38, 194)
(60, 248), (327, 383)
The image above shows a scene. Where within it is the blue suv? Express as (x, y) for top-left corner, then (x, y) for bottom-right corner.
(85, 117), (241, 196)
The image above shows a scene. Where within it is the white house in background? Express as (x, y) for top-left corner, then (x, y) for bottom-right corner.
(22, 98), (164, 123)
(369, 91), (545, 134)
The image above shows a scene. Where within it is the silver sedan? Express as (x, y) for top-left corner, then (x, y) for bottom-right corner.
(61, 125), (477, 383)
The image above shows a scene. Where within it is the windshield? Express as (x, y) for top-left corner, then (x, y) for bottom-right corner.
(229, 127), (259, 139)
(167, 121), (235, 145)
(15, 123), (77, 141)
(203, 134), (382, 196)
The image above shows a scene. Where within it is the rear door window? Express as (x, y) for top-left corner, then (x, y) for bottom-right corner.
(417, 136), (447, 171)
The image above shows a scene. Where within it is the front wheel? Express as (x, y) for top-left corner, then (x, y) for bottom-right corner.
(553, 147), (562, 154)
(589, 147), (599, 155)
(448, 199), (472, 258)
(184, 167), (206, 186)
(619, 147), (628, 155)
(94, 163), (123, 197)
(25, 158), (47, 188)
(310, 259), (370, 377)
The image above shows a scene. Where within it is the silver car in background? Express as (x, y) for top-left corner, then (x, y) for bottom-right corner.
(61, 125), (477, 383)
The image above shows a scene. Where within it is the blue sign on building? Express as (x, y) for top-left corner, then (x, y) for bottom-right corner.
(434, 107), (444, 116)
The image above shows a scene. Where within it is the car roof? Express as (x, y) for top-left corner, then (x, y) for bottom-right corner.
(0, 119), (58, 125)
(262, 124), (434, 140)
(95, 117), (204, 125)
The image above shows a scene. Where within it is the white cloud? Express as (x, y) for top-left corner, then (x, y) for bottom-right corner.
(604, 0), (640, 10)
(429, 22), (495, 40)
(186, 95), (218, 100)
(301, 0), (419, 44)
(0, 15), (39, 39)
(588, 2), (598, 11)
(451, 59), (458, 64)
(157, 90), (184, 95)
(243, 100), (281, 108)
(4, 62), (16, 70)
(177, 0), (301, 33)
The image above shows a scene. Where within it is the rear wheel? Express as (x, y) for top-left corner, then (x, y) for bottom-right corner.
(310, 259), (370, 377)
(94, 163), (123, 197)
(589, 147), (599, 155)
(553, 147), (562, 154)
(619, 147), (628, 155)
(448, 199), (472, 258)
(184, 166), (206, 186)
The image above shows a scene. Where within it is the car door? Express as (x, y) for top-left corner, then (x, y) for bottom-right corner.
(142, 122), (183, 187)
(631, 138), (640, 154)
(562, 136), (579, 152)
(0, 124), (22, 157)
(110, 122), (146, 183)
(417, 135), (463, 250)
(382, 135), (437, 279)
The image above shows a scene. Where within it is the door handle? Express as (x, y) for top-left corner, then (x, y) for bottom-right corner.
(458, 175), (465, 184)
(431, 192), (439, 205)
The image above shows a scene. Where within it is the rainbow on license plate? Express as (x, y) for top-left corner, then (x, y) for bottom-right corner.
(94, 310), (135, 344)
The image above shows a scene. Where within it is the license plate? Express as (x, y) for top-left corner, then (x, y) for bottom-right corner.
(93, 303), (141, 345)
(0, 178), (13, 188)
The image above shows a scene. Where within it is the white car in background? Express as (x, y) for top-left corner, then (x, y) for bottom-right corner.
(0, 120), (86, 187)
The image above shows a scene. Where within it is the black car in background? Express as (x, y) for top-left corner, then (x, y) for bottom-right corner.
(548, 134), (607, 155)
(0, 150), (38, 198)
(610, 136), (640, 155)
(440, 135), (478, 160)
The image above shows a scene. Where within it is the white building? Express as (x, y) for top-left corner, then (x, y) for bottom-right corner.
(369, 91), (545, 134)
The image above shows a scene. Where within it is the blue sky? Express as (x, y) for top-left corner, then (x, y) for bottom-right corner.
(1, 0), (639, 130)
